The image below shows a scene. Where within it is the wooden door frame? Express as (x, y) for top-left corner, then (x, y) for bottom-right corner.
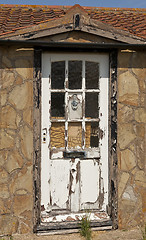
(33, 47), (118, 233)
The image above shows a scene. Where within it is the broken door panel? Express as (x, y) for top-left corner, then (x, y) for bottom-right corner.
(80, 160), (99, 210)
(50, 122), (65, 149)
(85, 122), (99, 148)
(70, 158), (80, 212)
(49, 160), (70, 211)
(68, 123), (82, 148)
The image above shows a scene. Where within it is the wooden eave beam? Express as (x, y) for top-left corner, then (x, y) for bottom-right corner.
(0, 40), (145, 50)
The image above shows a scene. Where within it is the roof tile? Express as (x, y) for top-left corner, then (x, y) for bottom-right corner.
(0, 4), (145, 39)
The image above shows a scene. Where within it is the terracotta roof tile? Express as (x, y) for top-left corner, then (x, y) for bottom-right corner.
(0, 4), (145, 39)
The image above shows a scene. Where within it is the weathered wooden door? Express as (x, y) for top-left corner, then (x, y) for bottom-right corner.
(41, 53), (109, 223)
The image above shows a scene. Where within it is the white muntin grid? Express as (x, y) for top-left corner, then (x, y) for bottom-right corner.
(48, 59), (100, 151)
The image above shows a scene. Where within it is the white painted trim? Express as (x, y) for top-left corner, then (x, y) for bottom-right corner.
(41, 53), (51, 209)
(99, 54), (109, 210)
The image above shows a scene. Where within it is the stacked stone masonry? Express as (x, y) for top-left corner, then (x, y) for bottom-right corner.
(0, 46), (146, 235)
(118, 50), (146, 229)
(0, 46), (34, 235)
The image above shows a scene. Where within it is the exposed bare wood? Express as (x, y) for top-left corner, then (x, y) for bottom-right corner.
(108, 50), (118, 229)
(33, 49), (42, 232)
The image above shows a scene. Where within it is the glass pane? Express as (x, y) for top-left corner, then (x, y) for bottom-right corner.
(68, 123), (82, 148)
(85, 61), (99, 89)
(51, 61), (65, 89)
(85, 122), (99, 148)
(50, 123), (65, 148)
(68, 61), (82, 89)
(51, 93), (65, 117)
(85, 93), (99, 118)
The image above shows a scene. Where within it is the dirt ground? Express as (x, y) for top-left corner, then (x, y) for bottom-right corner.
(0, 227), (144, 240)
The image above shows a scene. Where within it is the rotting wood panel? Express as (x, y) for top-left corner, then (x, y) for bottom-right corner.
(108, 50), (118, 229)
(33, 49), (42, 232)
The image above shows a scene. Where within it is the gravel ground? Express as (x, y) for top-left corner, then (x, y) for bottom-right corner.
(0, 227), (144, 240)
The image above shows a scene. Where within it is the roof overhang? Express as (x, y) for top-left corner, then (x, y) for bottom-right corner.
(0, 39), (145, 50)
(0, 5), (145, 45)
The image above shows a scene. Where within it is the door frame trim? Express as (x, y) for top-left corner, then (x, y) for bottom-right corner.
(33, 48), (118, 232)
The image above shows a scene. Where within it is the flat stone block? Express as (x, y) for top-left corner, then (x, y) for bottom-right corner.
(9, 164), (33, 194)
(0, 168), (9, 184)
(118, 104), (134, 123)
(15, 59), (33, 80)
(19, 125), (33, 160)
(13, 194), (33, 216)
(118, 123), (135, 149)
(0, 215), (18, 235)
(23, 107), (33, 127)
(135, 170), (146, 187)
(9, 82), (33, 110)
(0, 130), (15, 149)
(1, 89), (7, 106)
(122, 185), (137, 202)
(1, 70), (15, 89)
(135, 108), (146, 123)
(5, 150), (24, 173)
(1, 105), (17, 129)
(120, 149), (136, 171)
(118, 172), (129, 198)
(118, 71), (139, 106)
(0, 184), (10, 198)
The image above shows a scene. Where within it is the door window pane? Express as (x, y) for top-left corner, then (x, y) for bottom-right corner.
(51, 61), (65, 89)
(50, 123), (65, 148)
(68, 123), (82, 148)
(85, 122), (99, 148)
(85, 93), (99, 118)
(51, 93), (65, 117)
(68, 61), (82, 89)
(85, 61), (99, 89)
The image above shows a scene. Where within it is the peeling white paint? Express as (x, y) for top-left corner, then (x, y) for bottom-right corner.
(41, 53), (109, 222)
(86, 148), (100, 158)
(51, 151), (63, 159)
(41, 211), (110, 223)
(80, 160), (99, 209)
(48, 160), (70, 210)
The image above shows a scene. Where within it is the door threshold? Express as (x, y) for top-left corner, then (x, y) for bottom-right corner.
(37, 217), (112, 234)
(37, 225), (112, 235)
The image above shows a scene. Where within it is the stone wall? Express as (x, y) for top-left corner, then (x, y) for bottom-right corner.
(117, 50), (146, 229)
(0, 46), (34, 235)
(0, 46), (145, 236)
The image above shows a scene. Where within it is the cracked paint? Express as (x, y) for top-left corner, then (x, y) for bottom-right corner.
(41, 53), (109, 223)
